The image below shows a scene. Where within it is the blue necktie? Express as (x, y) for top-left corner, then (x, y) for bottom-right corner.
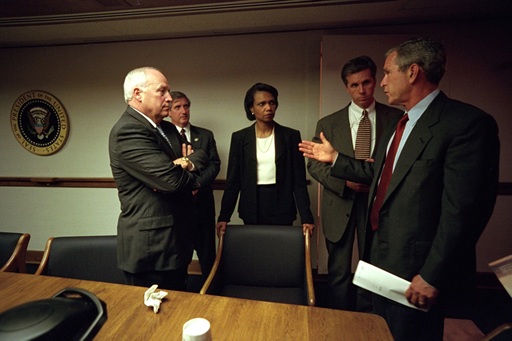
(156, 125), (174, 151)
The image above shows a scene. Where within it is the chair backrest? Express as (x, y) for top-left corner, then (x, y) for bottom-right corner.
(0, 232), (30, 273)
(35, 235), (125, 284)
(201, 225), (315, 306)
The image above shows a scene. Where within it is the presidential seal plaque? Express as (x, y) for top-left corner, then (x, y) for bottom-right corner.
(10, 90), (70, 156)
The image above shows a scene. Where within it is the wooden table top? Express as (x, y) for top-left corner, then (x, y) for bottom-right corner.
(0, 272), (393, 340)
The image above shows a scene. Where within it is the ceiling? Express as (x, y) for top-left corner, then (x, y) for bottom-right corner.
(0, 0), (510, 47)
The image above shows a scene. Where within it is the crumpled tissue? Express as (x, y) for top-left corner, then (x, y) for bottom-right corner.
(144, 284), (168, 313)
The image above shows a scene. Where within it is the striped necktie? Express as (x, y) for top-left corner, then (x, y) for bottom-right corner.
(156, 125), (173, 150)
(354, 109), (371, 159)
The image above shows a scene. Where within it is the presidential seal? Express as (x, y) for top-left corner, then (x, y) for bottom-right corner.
(10, 90), (70, 156)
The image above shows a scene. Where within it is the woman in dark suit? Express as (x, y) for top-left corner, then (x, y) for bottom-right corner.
(216, 83), (314, 235)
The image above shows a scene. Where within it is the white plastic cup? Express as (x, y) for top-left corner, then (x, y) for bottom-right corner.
(182, 317), (212, 341)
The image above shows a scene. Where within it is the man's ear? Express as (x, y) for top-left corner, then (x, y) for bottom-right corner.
(133, 88), (143, 101)
(408, 64), (420, 83)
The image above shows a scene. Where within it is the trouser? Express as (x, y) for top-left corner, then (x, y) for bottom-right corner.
(124, 266), (188, 291)
(372, 293), (444, 341)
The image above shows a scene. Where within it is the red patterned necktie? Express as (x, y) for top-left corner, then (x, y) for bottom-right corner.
(370, 113), (409, 231)
(354, 109), (371, 160)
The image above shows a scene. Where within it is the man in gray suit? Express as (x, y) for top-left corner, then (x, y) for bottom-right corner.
(308, 56), (401, 311)
(166, 91), (221, 282)
(300, 38), (499, 340)
(109, 67), (208, 291)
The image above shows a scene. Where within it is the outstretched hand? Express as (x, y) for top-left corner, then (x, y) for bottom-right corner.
(298, 132), (338, 164)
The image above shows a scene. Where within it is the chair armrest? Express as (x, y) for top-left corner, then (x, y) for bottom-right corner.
(199, 233), (224, 295)
(304, 233), (316, 306)
(481, 322), (512, 341)
(0, 233), (30, 273)
(34, 237), (54, 275)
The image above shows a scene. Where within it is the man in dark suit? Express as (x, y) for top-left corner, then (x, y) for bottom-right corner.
(166, 91), (221, 282)
(307, 56), (402, 311)
(300, 38), (500, 340)
(109, 67), (208, 291)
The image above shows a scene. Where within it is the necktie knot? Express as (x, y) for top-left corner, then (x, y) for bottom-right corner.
(398, 113), (409, 127)
(180, 128), (189, 144)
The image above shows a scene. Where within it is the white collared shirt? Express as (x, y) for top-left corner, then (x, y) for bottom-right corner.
(130, 106), (157, 128)
(174, 124), (191, 142)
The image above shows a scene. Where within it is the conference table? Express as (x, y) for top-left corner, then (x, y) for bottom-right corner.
(0, 272), (393, 340)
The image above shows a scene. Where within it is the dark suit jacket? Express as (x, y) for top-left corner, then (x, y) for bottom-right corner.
(218, 122), (314, 225)
(189, 124), (221, 195)
(164, 122), (221, 227)
(308, 102), (402, 245)
(331, 92), (500, 301)
(109, 106), (208, 273)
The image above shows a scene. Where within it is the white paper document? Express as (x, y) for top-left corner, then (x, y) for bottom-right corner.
(353, 260), (428, 311)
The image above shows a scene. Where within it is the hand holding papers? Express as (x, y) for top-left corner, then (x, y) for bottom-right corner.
(353, 260), (428, 312)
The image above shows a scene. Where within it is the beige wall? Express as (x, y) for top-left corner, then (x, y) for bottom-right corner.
(1, 21), (510, 272)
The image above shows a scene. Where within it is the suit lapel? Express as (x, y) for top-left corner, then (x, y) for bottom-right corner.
(382, 94), (445, 203)
(124, 107), (174, 156)
(332, 107), (354, 157)
(274, 123), (286, 161)
(245, 124), (257, 163)
(189, 125), (202, 150)
(158, 120), (181, 158)
(375, 102), (400, 149)
(243, 125), (258, 185)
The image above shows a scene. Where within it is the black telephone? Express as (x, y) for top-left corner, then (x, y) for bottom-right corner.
(0, 287), (107, 340)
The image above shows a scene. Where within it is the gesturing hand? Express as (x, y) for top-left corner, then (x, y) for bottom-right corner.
(298, 132), (338, 164)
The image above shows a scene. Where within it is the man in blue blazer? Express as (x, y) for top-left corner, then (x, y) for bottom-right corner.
(109, 67), (208, 291)
(166, 91), (221, 282)
(300, 38), (500, 340)
(307, 56), (402, 311)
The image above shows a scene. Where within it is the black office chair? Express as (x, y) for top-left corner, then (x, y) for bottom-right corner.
(35, 235), (125, 284)
(200, 225), (315, 306)
(0, 232), (31, 273)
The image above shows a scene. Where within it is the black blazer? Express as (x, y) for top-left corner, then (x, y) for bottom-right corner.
(331, 92), (500, 300)
(218, 122), (314, 225)
(109, 106), (208, 273)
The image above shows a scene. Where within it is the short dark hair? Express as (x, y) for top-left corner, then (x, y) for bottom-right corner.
(243, 83), (279, 121)
(386, 38), (446, 85)
(341, 55), (377, 86)
(170, 91), (191, 106)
